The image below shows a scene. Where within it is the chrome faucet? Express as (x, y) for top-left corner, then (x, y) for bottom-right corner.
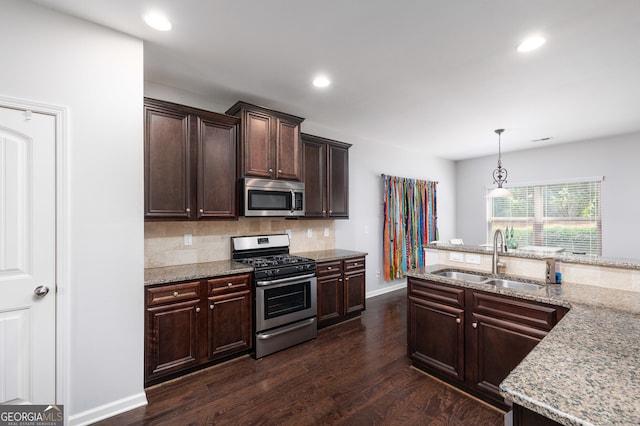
(492, 229), (507, 274)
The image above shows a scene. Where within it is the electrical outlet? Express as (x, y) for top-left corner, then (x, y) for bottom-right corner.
(307, 229), (313, 238)
(324, 227), (329, 237)
(449, 252), (464, 262)
(183, 233), (192, 246)
(465, 254), (481, 265)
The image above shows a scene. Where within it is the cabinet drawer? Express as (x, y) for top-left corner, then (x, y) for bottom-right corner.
(317, 261), (343, 277)
(206, 273), (251, 296)
(408, 278), (465, 308)
(146, 281), (201, 306)
(470, 291), (565, 331)
(344, 257), (365, 272)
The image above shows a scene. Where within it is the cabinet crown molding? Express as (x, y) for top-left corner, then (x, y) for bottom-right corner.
(226, 100), (305, 124)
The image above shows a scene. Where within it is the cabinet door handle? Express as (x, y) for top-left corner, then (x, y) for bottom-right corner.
(173, 291), (179, 297)
(472, 322), (477, 329)
(327, 267), (332, 270)
(200, 208), (204, 213)
(210, 304), (214, 310)
(186, 208), (191, 213)
(268, 168), (273, 173)
(278, 169), (282, 173)
(456, 318), (461, 324)
(227, 282), (233, 287)
(195, 307), (201, 313)
(354, 263), (359, 266)
(329, 210), (333, 214)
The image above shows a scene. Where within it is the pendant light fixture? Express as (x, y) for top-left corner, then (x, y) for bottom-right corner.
(489, 128), (512, 198)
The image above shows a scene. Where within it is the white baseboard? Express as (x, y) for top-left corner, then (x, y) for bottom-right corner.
(366, 281), (407, 299)
(68, 392), (147, 426)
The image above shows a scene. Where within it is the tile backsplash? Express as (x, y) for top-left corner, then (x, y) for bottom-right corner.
(145, 218), (335, 268)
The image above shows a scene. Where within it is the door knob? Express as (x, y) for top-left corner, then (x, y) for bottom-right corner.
(34, 286), (50, 297)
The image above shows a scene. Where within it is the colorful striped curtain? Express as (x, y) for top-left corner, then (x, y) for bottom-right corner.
(382, 174), (437, 281)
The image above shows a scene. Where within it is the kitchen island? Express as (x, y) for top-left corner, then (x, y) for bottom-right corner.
(407, 265), (640, 425)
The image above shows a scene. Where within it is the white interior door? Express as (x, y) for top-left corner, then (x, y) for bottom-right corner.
(0, 106), (56, 404)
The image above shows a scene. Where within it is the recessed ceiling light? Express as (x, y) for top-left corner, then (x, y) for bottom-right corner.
(144, 12), (172, 31)
(312, 76), (331, 88)
(517, 36), (546, 53)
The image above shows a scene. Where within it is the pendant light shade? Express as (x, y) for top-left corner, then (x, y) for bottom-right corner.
(489, 128), (512, 198)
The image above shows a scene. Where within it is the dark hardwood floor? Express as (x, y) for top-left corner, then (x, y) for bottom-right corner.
(98, 289), (504, 425)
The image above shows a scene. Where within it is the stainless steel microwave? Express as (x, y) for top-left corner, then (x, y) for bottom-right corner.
(242, 178), (305, 217)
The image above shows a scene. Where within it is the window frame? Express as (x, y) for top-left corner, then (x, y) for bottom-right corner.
(486, 176), (603, 255)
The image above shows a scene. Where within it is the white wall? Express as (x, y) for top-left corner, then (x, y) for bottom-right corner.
(0, 1), (145, 423)
(331, 137), (455, 296)
(455, 131), (640, 259)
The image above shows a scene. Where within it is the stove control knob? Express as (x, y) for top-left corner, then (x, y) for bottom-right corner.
(265, 270), (273, 277)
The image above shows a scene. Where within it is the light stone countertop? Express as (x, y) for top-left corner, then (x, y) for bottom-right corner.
(427, 242), (640, 271)
(144, 260), (253, 286)
(144, 250), (368, 286)
(407, 265), (640, 425)
(501, 306), (640, 425)
(294, 249), (368, 262)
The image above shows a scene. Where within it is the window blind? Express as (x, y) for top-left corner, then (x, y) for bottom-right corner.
(487, 178), (602, 255)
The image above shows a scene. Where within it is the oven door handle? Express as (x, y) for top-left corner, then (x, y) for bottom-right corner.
(256, 318), (317, 340)
(256, 273), (316, 287)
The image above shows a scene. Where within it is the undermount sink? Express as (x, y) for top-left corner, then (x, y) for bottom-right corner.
(432, 270), (488, 283)
(482, 278), (545, 292)
(431, 269), (545, 292)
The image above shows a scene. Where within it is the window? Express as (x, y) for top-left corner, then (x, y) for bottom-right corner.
(487, 178), (602, 256)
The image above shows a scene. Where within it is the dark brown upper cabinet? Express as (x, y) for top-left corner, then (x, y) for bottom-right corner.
(144, 98), (240, 221)
(302, 133), (351, 218)
(226, 101), (304, 181)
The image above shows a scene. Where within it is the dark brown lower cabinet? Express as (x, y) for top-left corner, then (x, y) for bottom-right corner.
(512, 404), (563, 426)
(317, 256), (366, 328)
(145, 273), (252, 386)
(467, 291), (560, 404)
(205, 275), (252, 361)
(408, 279), (465, 382)
(145, 282), (201, 383)
(408, 277), (568, 409)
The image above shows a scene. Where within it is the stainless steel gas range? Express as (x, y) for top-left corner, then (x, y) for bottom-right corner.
(231, 234), (317, 358)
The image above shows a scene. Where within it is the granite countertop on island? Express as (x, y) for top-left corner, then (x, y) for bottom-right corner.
(294, 249), (368, 262)
(144, 260), (253, 286)
(501, 305), (640, 425)
(427, 242), (640, 271)
(407, 265), (640, 425)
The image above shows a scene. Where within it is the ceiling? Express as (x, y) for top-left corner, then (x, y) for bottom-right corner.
(32, 0), (640, 160)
